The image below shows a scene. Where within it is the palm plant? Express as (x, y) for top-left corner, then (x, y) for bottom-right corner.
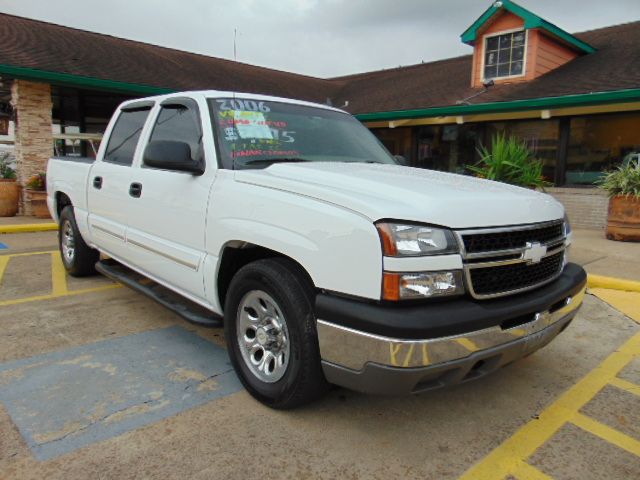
(467, 133), (551, 189)
(0, 152), (15, 179)
(599, 163), (640, 198)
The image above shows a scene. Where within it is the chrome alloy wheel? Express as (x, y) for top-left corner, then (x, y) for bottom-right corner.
(236, 290), (290, 383)
(61, 219), (76, 264)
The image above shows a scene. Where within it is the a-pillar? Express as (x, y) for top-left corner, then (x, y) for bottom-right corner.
(10, 79), (53, 215)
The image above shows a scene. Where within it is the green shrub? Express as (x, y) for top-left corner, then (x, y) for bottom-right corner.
(0, 152), (15, 179)
(467, 133), (551, 189)
(599, 163), (640, 198)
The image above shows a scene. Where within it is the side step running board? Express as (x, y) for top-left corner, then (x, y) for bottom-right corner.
(96, 259), (223, 328)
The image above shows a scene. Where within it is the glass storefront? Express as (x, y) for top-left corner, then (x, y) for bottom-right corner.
(566, 112), (640, 185)
(372, 124), (484, 172)
(372, 127), (413, 163)
(372, 119), (560, 181)
(322, 111), (640, 188)
(52, 86), (133, 158)
(414, 124), (482, 173)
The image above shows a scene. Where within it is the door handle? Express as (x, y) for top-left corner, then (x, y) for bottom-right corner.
(93, 176), (103, 189)
(129, 182), (142, 198)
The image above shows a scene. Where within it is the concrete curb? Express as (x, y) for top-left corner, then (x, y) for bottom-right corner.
(0, 223), (57, 234)
(587, 274), (640, 293)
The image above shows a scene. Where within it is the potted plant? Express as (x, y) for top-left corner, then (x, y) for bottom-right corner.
(25, 172), (50, 219)
(600, 163), (640, 241)
(0, 152), (19, 217)
(467, 133), (551, 190)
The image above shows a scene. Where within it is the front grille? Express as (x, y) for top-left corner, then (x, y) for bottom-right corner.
(462, 222), (564, 254)
(469, 251), (565, 297)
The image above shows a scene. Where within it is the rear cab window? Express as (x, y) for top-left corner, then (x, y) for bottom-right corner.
(103, 107), (151, 166)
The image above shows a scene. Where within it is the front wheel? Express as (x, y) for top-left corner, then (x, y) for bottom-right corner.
(58, 206), (99, 277)
(224, 258), (328, 409)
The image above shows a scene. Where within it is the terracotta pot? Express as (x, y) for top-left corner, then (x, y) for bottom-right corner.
(606, 195), (640, 242)
(27, 189), (51, 219)
(0, 179), (19, 217)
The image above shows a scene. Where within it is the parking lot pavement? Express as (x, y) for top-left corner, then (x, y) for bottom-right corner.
(570, 228), (640, 282)
(0, 231), (639, 479)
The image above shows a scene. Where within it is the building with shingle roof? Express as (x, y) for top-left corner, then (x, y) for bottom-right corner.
(1, 1), (638, 226)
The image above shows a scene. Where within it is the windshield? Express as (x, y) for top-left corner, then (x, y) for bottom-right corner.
(208, 98), (397, 169)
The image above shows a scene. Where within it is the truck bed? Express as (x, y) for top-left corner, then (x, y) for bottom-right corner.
(47, 156), (94, 224)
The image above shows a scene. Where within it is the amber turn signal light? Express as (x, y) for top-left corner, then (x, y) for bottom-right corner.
(376, 223), (398, 256)
(382, 272), (401, 301)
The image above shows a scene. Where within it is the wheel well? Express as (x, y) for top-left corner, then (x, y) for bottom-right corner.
(217, 244), (315, 310)
(55, 192), (72, 218)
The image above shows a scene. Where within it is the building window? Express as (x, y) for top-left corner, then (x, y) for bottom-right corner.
(566, 112), (640, 186)
(414, 124), (482, 173)
(484, 31), (526, 80)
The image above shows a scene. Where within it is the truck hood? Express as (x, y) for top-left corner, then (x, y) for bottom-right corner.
(235, 162), (564, 229)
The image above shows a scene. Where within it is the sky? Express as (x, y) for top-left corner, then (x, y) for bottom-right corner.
(0, 0), (638, 78)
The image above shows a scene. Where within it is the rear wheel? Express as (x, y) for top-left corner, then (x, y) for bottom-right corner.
(58, 206), (99, 277)
(224, 258), (328, 409)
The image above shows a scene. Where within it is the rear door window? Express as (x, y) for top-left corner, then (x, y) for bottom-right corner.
(103, 108), (151, 166)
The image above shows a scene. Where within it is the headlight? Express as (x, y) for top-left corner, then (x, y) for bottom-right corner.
(376, 222), (458, 257)
(383, 271), (465, 301)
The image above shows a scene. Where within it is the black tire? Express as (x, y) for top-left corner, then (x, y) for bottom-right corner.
(58, 205), (99, 277)
(224, 258), (328, 409)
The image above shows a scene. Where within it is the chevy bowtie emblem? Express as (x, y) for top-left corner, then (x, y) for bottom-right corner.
(522, 241), (547, 264)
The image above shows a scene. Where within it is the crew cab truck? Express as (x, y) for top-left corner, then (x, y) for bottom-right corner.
(47, 91), (587, 409)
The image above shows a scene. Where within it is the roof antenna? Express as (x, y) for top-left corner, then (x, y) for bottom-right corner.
(456, 79), (494, 105)
(233, 28), (238, 61)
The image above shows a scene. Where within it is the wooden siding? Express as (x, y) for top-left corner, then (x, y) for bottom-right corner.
(534, 31), (579, 76)
(483, 10), (524, 33)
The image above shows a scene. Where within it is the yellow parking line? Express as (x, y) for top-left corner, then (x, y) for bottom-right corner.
(0, 250), (57, 258)
(0, 284), (121, 307)
(459, 332), (640, 480)
(590, 288), (640, 324)
(572, 412), (640, 457)
(609, 377), (640, 396)
(0, 223), (57, 234)
(588, 274), (640, 293)
(0, 255), (9, 285)
(50, 252), (68, 296)
(0, 249), (123, 307)
(513, 460), (554, 480)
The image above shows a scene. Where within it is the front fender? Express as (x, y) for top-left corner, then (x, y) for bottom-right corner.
(206, 183), (383, 304)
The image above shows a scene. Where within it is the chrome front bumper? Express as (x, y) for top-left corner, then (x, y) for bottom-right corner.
(317, 285), (585, 394)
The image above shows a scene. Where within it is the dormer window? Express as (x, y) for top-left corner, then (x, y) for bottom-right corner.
(484, 30), (526, 80)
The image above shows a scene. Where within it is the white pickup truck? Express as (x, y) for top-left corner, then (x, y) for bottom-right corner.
(47, 91), (587, 408)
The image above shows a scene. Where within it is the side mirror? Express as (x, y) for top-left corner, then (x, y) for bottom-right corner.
(394, 155), (407, 166)
(143, 140), (204, 175)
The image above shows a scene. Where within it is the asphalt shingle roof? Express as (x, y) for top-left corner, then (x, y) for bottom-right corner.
(0, 13), (338, 103)
(331, 21), (640, 114)
(0, 13), (639, 115)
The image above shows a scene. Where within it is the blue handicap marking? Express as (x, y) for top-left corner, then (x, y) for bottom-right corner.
(0, 326), (242, 460)
(0, 242), (8, 249)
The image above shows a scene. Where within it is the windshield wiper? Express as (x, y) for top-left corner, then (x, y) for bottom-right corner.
(234, 157), (311, 169)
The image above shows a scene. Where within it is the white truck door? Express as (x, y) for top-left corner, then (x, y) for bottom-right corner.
(125, 97), (211, 303)
(87, 105), (152, 261)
